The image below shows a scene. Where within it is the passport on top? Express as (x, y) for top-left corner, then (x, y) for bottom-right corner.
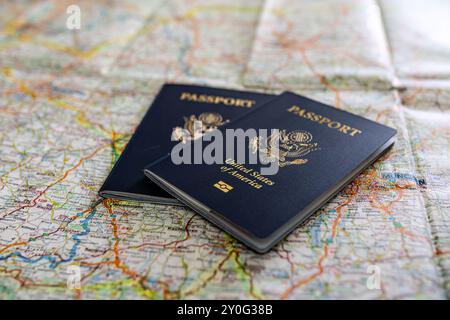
(99, 84), (275, 204)
(144, 92), (397, 252)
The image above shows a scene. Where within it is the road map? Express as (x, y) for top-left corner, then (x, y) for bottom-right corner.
(0, 0), (449, 299)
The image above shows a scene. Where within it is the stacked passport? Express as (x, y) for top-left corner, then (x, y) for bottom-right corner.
(100, 84), (396, 253)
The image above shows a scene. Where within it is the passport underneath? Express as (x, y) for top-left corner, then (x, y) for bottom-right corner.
(144, 92), (397, 252)
(99, 84), (275, 205)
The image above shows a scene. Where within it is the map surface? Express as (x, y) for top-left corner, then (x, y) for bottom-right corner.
(0, 0), (449, 299)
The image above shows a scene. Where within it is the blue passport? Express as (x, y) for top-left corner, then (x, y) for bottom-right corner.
(144, 92), (397, 252)
(99, 84), (275, 204)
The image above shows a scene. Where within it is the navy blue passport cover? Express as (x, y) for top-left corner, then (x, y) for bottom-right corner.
(99, 84), (275, 204)
(145, 92), (397, 252)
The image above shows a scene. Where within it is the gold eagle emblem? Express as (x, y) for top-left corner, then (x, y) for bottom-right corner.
(250, 129), (319, 167)
(172, 112), (229, 143)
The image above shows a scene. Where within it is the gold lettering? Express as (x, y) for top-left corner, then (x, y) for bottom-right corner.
(287, 105), (363, 136)
(180, 92), (192, 101)
(235, 99), (246, 107)
(349, 128), (362, 136)
(224, 98), (234, 105)
(305, 112), (315, 120)
(313, 113), (322, 122)
(179, 92), (255, 108)
(319, 117), (331, 125)
(338, 125), (351, 134)
(287, 105), (299, 112)
(245, 100), (256, 107)
(328, 121), (341, 129)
